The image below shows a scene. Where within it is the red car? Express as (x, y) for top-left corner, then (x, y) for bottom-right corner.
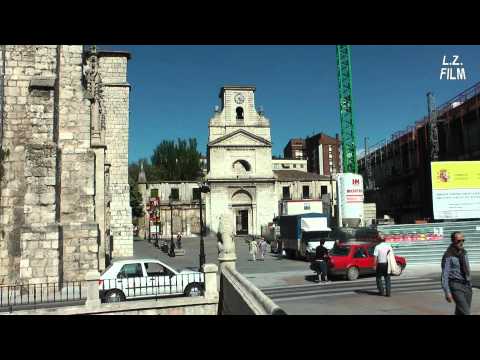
(327, 242), (407, 281)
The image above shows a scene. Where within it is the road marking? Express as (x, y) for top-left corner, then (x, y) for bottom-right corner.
(261, 277), (436, 293)
(266, 281), (441, 302)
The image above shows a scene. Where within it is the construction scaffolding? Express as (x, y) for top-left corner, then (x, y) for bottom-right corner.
(357, 81), (480, 223)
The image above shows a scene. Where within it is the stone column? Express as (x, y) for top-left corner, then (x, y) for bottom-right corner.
(92, 146), (106, 271)
(99, 52), (133, 258)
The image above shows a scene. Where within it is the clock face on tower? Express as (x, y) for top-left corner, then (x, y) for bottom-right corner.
(234, 93), (245, 105)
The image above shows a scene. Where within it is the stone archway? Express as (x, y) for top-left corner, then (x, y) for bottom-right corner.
(231, 190), (253, 235)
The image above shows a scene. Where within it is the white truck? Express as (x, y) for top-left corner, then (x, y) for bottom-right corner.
(277, 213), (332, 260)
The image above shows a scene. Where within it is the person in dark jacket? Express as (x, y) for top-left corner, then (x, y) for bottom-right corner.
(441, 231), (472, 315)
(314, 240), (329, 283)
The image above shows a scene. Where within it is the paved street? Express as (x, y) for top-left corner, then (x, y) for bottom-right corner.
(133, 235), (309, 272)
(133, 236), (480, 315)
(262, 277), (480, 315)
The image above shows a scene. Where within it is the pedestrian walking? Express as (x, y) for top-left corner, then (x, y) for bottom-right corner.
(373, 234), (393, 297)
(442, 231), (472, 315)
(314, 240), (329, 283)
(249, 238), (258, 261)
(176, 232), (182, 249)
(217, 237), (224, 256)
(258, 237), (267, 261)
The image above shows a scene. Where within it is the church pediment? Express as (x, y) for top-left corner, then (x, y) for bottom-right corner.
(208, 129), (271, 147)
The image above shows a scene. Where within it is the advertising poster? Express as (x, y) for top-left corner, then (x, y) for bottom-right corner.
(337, 173), (364, 220)
(381, 226), (444, 244)
(431, 161), (480, 220)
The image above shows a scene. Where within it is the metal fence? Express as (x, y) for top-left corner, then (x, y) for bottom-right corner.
(99, 272), (205, 303)
(378, 220), (480, 265)
(0, 281), (86, 312)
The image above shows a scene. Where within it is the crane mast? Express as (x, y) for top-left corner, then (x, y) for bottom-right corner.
(336, 45), (358, 173)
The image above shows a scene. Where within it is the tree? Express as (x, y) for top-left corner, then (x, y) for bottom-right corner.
(151, 138), (201, 181)
(128, 161), (144, 219)
(130, 185), (144, 218)
(127, 137), (202, 219)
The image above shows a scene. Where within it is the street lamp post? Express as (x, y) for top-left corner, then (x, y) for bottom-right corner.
(169, 195), (175, 256)
(198, 182), (210, 269)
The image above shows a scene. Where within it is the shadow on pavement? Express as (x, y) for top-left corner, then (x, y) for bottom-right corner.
(355, 289), (383, 296)
(305, 275), (318, 283)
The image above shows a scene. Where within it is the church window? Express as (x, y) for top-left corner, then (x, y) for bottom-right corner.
(170, 188), (179, 201)
(302, 185), (310, 199)
(236, 107), (244, 120)
(192, 188), (201, 201)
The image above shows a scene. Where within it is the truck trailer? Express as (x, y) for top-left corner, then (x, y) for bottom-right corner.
(278, 213), (332, 260)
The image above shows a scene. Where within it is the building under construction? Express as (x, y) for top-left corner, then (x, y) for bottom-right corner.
(358, 81), (480, 224)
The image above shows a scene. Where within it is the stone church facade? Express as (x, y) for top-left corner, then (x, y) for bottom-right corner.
(205, 86), (277, 236)
(0, 45), (133, 285)
(136, 85), (337, 239)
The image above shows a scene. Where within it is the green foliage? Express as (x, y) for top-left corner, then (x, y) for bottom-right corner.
(127, 138), (202, 219)
(150, 138), (202, 181)
(130, 184), (144, 218)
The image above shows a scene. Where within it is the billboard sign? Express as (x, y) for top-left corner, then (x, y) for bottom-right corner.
(431, 161), (480, 219)
(337, 173), (364, 220)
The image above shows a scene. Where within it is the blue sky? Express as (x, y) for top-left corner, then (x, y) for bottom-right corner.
(106, 45), (480, 163)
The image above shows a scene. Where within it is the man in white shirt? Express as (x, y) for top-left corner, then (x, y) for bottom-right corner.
(373, 233), (393, 297)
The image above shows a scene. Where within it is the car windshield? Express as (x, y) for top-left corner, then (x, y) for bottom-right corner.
(303, 231), (330, 242)
(330, 246), (350, 256)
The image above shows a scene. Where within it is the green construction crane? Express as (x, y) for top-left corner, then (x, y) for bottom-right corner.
(336, 45), (358, 173)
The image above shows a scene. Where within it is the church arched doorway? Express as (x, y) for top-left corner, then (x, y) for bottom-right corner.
(231, 190), (252, 235)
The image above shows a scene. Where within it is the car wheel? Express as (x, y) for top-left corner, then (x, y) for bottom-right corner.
(104, 289), (126, 303)
(346, 267), (359, 281)
(184, 283), (204, 297)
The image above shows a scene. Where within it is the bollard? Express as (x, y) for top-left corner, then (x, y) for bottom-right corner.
(202, 263), (219, 299)
(85, 270), (101, 307)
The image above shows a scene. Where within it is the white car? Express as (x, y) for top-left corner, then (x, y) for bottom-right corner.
(99, 258), (205, 303)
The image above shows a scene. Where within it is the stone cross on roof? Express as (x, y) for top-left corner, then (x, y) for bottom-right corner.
(138, 160), (147, 184)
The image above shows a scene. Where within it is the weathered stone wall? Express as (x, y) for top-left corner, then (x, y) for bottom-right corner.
(0, 45), (59, 283)
(62, 224), (99, 281)
(20, 224), (60, 284)
(57, 46), (99, 280)
(0, 46), (133, 283)
(99, 54), (133, 257)
(0, 46), (136, 284)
